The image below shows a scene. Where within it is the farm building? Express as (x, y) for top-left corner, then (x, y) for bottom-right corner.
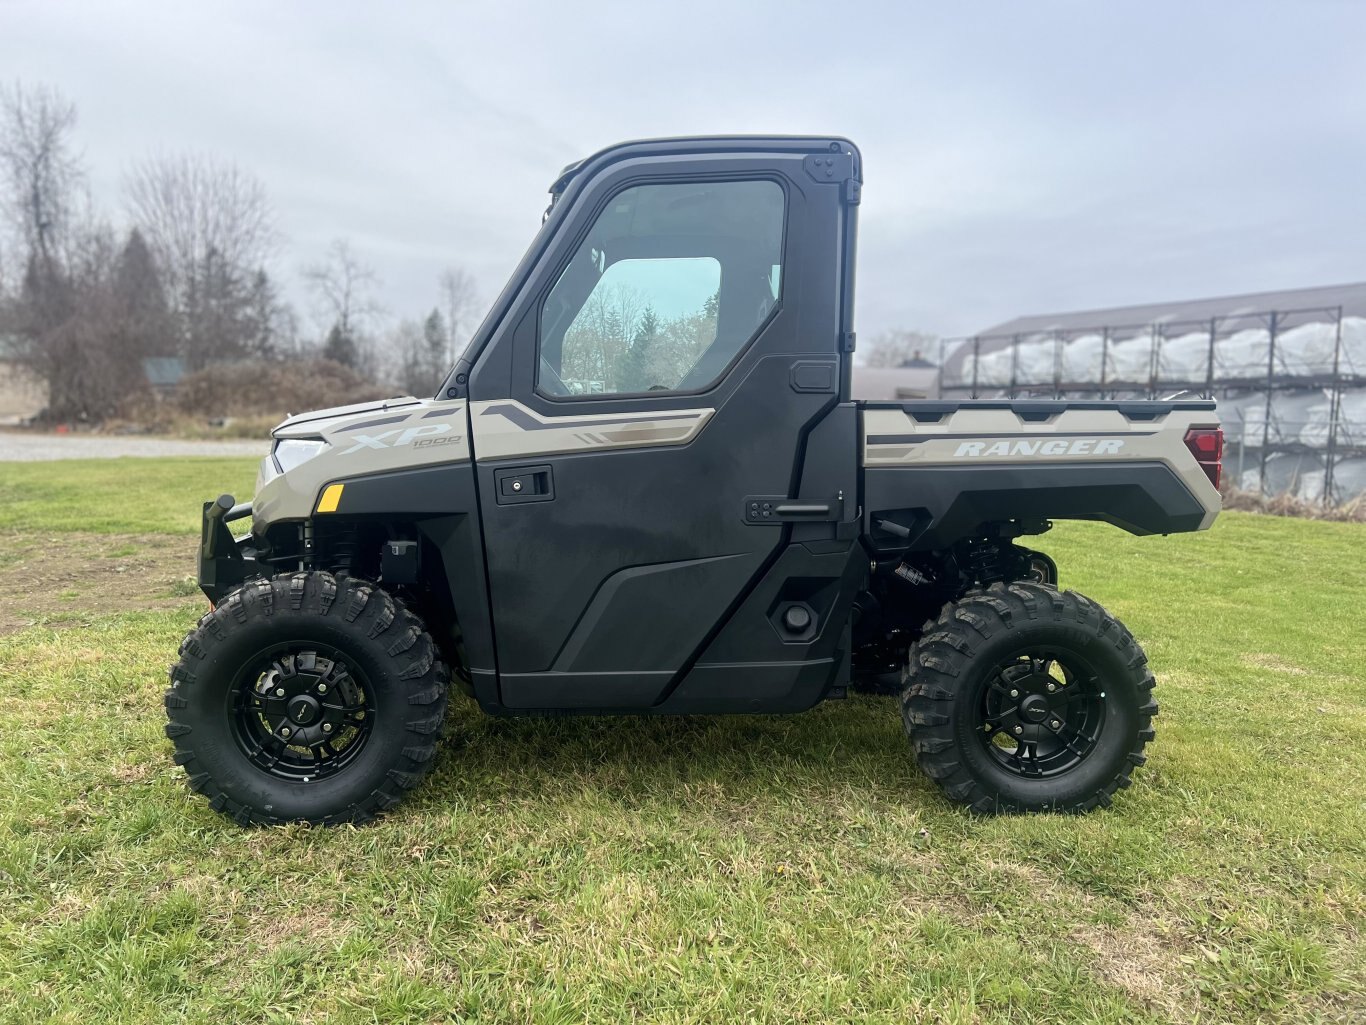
(0, 333), (44, 425)
(939, 282), (1366, 504)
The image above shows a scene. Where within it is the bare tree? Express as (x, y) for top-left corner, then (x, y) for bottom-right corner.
(0, 83), (95, 419)
(438, 266), (479, 365)
(0, 82), (81, 274)
(124, 153), (279, 367)
(52, 226), (157, 419)
(305, 239), (382, 337)
(388, 317), (427, 396)
(304, 238), (383, 372)
(861, 328), (941, 368)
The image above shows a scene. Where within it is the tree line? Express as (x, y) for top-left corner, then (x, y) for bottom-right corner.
(559, 286), (719, 394)
(0, 81), (480, 422)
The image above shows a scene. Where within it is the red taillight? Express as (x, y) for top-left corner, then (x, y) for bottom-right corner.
(1184, 427), (1223, 489)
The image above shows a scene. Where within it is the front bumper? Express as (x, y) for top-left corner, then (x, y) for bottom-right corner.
(199, 494), (259, 603)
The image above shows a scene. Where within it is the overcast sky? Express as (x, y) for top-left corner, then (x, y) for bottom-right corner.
(3, 0), (1363, 344)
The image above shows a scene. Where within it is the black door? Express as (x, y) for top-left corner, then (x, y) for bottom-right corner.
(467, 141), (857, 710)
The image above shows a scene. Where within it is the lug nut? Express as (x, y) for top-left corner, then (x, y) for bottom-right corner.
(275, 688), (285, 698)
(1051, 720), (1061, 729)
(280, 726), (292, 738)
(317, 683), (328, 694)
(1009, 689), (1019, 698)
(1046, 683), (1056, 692)
(1013, 726), (1023, 735)
(322, 723), (333, 733)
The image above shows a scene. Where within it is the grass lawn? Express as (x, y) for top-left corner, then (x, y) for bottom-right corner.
(0, 457), (1362, 1024)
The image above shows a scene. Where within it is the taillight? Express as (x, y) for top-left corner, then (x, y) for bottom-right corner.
(1184, 427), (1223, 489)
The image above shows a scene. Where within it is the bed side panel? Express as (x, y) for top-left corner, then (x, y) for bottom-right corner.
(859, 401), (1221, 547)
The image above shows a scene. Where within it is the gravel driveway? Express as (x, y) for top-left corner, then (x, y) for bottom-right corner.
(0, 431), (267, 462)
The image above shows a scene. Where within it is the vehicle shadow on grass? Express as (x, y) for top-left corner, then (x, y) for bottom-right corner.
(425, 692), (934, 808)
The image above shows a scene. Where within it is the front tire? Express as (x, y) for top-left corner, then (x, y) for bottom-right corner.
(165, 572), (449, 826)
(902, 581), (1156, 814)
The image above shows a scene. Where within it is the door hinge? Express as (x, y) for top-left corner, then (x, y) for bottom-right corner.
(839, 331), (857, 353)
(803, 151), (861, 203)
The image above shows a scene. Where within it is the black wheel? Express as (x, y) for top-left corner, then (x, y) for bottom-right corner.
(165, 572), (449, 826)
(901, 581), (1156, 814)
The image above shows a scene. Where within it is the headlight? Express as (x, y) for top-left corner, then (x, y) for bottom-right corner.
(256, 455), (278, 492)
(273, 438), (328, 474)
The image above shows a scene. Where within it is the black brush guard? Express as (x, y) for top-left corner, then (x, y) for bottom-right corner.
(199, 494), (258, 603)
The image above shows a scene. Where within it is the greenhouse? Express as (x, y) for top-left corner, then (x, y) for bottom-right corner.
(940, 282), (1366, 504)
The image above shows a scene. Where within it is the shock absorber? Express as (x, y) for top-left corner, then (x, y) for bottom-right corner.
(961, 538), (1004, 585)
(894, 560), (935, 586)
(320, 524), (359, 576)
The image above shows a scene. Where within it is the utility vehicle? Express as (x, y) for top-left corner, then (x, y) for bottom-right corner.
(168, 136), (1223, 825)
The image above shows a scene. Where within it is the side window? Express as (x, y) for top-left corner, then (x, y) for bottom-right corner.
(538, 179), (785, 397)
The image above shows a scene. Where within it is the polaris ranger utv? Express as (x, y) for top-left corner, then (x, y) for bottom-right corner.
(169, 136), (1223, 825)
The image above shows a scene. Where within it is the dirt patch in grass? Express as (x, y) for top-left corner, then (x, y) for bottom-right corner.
(1073, 916), (1196, 1019)
(254, 906), (352, 954)
(1241, 652), (1311, 675)
(108, 759), (159, 785)
(987, 861), (1198, 1017)
(0, 531), (202, 635)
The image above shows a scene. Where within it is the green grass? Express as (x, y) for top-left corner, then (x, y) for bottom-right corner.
(0, 458), (1362, 1023)
(0, 458), (258, 534)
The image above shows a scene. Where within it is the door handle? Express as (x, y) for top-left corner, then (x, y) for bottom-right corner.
(743, 494), (844, 524)
(494, 464), (555, 505)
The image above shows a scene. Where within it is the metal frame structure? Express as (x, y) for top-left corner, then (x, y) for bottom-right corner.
(939, 305), (1366, 505)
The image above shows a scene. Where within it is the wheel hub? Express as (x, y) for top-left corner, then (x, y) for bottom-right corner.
(288, 695), (320, 724)
(230, 647), (373, 782)
(1019, 693), (1051, 722)
(977, 650), (1106, 778)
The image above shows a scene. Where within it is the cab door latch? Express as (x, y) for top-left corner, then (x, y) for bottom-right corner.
(494, 465), (555, 505)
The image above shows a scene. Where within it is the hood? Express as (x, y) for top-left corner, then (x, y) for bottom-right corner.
(253, 396), (471, 530)
(273, 396), (423, 437)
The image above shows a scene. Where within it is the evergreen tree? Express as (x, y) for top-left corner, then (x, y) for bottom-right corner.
(621, 305), (659, 392)
(322, 322), (359, 368)
(114, 228), (175, 358)
(422, 307), (447, 388)
(182, 245), (251, 368)
(244, 268), (290, 359)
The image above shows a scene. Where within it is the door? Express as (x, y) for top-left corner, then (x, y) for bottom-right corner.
(468, 144), (853, 710)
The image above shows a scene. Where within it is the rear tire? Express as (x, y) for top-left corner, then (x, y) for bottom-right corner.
(165, 572), (449, 826)
(901, 581), (1156, 814)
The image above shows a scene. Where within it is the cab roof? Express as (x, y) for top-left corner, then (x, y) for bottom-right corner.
(550, 135), (861, 195)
